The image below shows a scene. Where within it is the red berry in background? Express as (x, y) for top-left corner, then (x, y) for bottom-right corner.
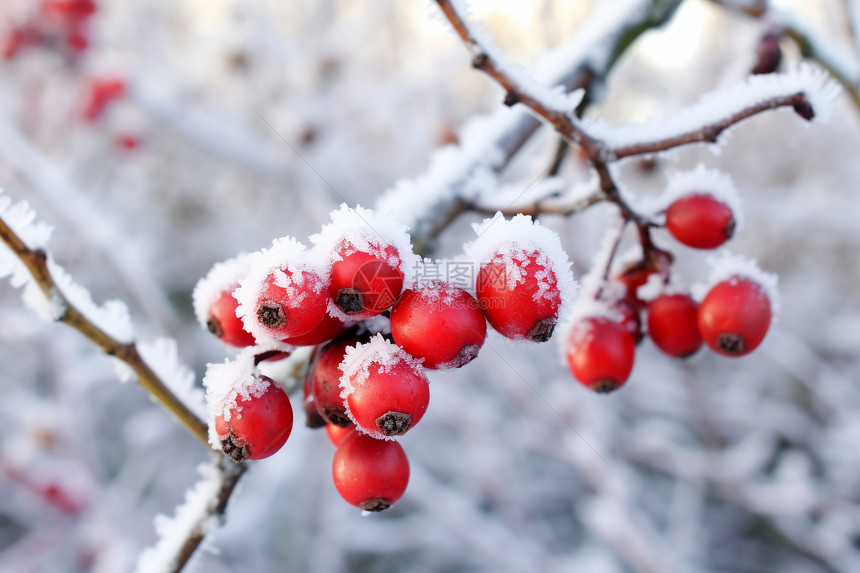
(566, 317), (636, 393)
(332, 431), (409, 512)
(698, 276), (772, 356)
(340, 336), (429, 438)
(115, 134), (140, 152)
(390, 282), (486, 369)
(83, 77), (126, 121)
(665, 193), (735, 249)
(282, 312), (346, 346)
(648, 293), (702, 358)
(205, 287), (256, 348)
(213, 377), (294, 462)
(41, 0), (98, 21)
(3, 27), (38, 60)
(476, 250), (561, 342)
(302, 370), (327, 429)
(253, 269), (330, 340)
(311, 337), (359, 427)
(326, 423), (355, 447)
(329, 245), (404, 319)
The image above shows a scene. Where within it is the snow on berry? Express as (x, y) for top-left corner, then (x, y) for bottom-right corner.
(192, 253), (257, 347)
(658, 165), (742, 225)
(464, 212), (576, 341)
(233, 236), (331, 342)
(310, 204), (418, 320)
(203, 349), (279, 448)
(565, 316), (636, 393)
(338, 334), (429, 439)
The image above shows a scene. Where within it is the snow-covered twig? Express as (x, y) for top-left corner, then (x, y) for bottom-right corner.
(0, 208), (209, 446)
(135, 458), (246, 573)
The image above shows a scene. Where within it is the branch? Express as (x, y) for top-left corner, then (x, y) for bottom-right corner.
(611, 92), (812, 159)
(135, 458), (247, 573)
(0, 214), (210, 447)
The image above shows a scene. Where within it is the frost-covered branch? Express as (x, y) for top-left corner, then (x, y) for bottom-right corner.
(0, 207), (209, 446)
(135, 459), (246, 573)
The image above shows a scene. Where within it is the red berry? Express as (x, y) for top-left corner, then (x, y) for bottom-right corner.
(340, 336), (429, 438)
(253, 269), (330, 340)
(390, 282), (486, 369)
(332, 431), (409, 512)
(3, 27), (38, 60)
(647, 293), (702, 357)
(476, 250), (561, 342)
(326, 423), (355, 447)
(329, 245), (404, 319)
(666, 193), (735, 249)
(282, 312), (346, 346)
(566, 317), (636, 393)
(311, 337), (358, 427)
(302, 369), (327, 429)
(214, 376), (294, 462)
(698, 276), (771, 356)
(83, 77), (126, 121)
(115, 134), (140, 151)
(206, 287), (256, 348)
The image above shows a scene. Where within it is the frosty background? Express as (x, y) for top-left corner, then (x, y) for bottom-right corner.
(1, 0), (859, 572)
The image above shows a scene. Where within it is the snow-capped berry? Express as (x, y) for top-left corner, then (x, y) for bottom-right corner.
(327, 246), (404, 319)
(204, 288), (256, 347)
(666, 193), (736, 249)
(464, 214), (576, 343)
(698, 276), (772, 356)
(212, 375), (293, 462)
(252, 269), (330, 339)
(476, 251), (561, 342)
(648, 293), (702, 357)
(311, 205), (417, 320)
(339, 335), (429, 438)
(332, 431), (410, 512)
(282, 312), (347, 347)
(311, 336), (360, 427)
(326, 423), (355, 447)
(566, 317), (636, 393)
(390, 283), (486, 369)
(193, 254), (257, 347)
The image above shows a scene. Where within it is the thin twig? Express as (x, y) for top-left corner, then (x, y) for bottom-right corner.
(0, 215), (210, 446)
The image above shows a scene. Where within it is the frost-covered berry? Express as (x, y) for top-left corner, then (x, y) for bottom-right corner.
(332, 431), (410, 512)
(193, 254), (256, 347)
(328, 246), (404, 318)
(666, 193), (735, 249)
(565, 317), (636, 393)
(326, 423), (355, 447)
(311, 205), (417, 321)
(234, 238), (332, 342)
(476, 252), (561, 342)
(698, 276), (772, 356)
(464, 213), (575, 343)
(212, 376), (293, 462)
(311, 336), (360, 427)
(390, 283), (486, 369)
(339, 335), (429, 438)
(205, 288), (256, 347)
(282, 312), (347, 347)
(648, 293), (702, 358)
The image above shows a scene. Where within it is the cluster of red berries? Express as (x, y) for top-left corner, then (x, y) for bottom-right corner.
(2, 1), (97, 60)
(564, 168), (776, 393)
(196, 206), (574, 511)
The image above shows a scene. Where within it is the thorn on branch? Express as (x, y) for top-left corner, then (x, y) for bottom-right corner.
(471, 52), (489, 69)
(791, 94), (815, 120)
(503, 91), (519, 106)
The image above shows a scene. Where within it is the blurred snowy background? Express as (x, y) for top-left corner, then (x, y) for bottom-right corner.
(1, 0), (860, 572)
